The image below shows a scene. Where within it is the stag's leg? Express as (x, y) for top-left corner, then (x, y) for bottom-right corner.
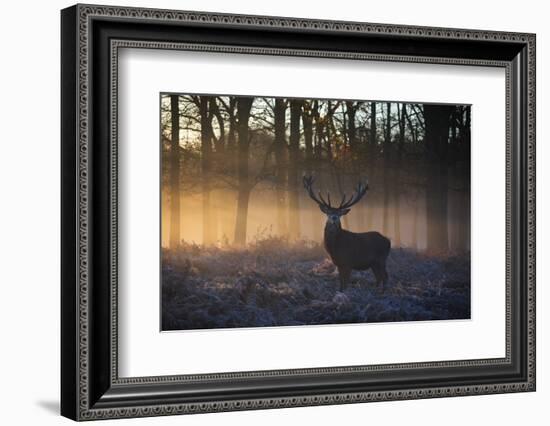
(383, 266), (389, 287)
(338, 267), (351, 291)
(372, 264), (385, 291)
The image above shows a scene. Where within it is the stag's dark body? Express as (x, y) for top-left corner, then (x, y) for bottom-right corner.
(324, 223), (391, 290)
(302, 175), (391, 291)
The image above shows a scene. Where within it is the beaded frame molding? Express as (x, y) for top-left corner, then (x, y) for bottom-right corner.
(61, 3), (536, 421)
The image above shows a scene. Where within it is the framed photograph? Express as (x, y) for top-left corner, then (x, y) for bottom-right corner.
(61, 4), (536, 421)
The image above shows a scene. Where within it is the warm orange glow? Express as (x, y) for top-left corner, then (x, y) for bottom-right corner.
(160, 94), (471, 253)
(161, 184), (470, 251)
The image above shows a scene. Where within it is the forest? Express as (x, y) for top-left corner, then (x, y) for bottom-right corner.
(160, 94), (471, 330)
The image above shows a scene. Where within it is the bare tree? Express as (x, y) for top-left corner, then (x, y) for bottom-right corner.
(233, 97), (254, 246)
(169, 94), (181, 248)
(302, 100), (314, 168)
(370, 102), (377, 145)
(345, 100), (357, 149)
(274, 98), (287, 236)
(382, 102), (392, 236)
(424, 104), (454, 252)
(393, 103), (406, 247)
(366, 102), (377, 230)
(288, 99), (303, 240)
(199, 96), (216, 245)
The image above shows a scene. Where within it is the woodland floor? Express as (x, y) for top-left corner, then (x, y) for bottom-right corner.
(161, 237), (471, 331)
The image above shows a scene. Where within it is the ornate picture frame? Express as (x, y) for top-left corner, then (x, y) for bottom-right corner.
(61, 4), (535, 421)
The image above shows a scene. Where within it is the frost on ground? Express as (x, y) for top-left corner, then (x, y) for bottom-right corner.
(161, 237), (470, 331)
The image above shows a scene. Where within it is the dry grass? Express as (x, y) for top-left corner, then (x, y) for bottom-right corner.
(162, 237), (470, 330)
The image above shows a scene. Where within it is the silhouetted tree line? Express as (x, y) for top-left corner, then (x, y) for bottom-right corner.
(161, 94), (471, 252)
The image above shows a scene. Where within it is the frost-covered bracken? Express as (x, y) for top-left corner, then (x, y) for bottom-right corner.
(161, 237), (470, 331)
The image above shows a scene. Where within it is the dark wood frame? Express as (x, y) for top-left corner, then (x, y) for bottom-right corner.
(61, 3), (536, 421)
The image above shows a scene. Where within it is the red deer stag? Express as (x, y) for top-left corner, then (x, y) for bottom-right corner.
(303, 175), (391, 291)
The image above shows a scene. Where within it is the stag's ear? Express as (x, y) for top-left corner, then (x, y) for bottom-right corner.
(320, 204), (329, 214)
(340, 208), (351, 216)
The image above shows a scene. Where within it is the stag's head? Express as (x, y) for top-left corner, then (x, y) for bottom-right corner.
(302, 175), (369, 227)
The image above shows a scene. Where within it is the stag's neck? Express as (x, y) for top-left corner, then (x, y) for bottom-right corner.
(324, 222), (343, 256)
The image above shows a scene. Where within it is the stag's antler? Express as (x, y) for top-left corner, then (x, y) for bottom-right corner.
(337, 180), (369, 209)
(303, 175), (368, 210)
(303, 175), (332, 208)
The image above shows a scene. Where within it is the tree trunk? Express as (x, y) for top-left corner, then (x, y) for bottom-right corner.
(345, 101), (357, 150)
(302, 101), (320, 240)
(288, 99), (302, 240)
(217, 97), (237, 245)
(233, 97), (254, 246)
(394, 104), (406, 247)
(366, 102), (377, 230)
(404, 106), (418, 145)
(209, 98), (222, 244)
(303, 102), (314, 164)
(211, 97), (232, 245)
(309, 101), (324, 241)
(345, 101), (365, 231)
(382, 102), (391, 236)
(226, 97), (237, 172)
(274, 98), (287, 236)
(325, 101), (333, 160)
(169, 95), (181, 248)
(207, 99), (221, 243)
(312, 100), (323, 160)
(200, 96), (216, 246)
(455, 106), (471, 253)
(210, 97), (225, 155)
(424, 104), (454, 252)
(463, 106), (471, 252)
(370, 102), (377, 145)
